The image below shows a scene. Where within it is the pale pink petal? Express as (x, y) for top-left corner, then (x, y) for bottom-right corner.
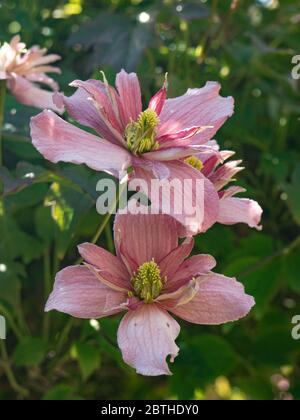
(148, 83), (167, 116)
(218, 197), (263, 230)
(158, 82), (234, 145)
(133, 157), (171, 180)
(115, 70), (142, 126)
(157, 126), (212, 148)
(144, 144), (218, 162)
(117, 304), (180, 376)
(169, 273), (255, 325)
(209, 160), (244, 191)
(159, 238), (194, 279)
(78, 243), (130, 290)
(84, 263), (130, 293)
(165, 254), (217, 292)
(70, 80), (124, 140)
(218, 186), (246, 199)
(8, 75), (63, 113)
(157, 279), (199, 308)
(114, 213), (179, 269)
(30, 110), (132, 176)
(27, 73), (59, 91)
(45, 265), (126, 318)
(133, 161), (220, 236)
(54, 88), (120, 143)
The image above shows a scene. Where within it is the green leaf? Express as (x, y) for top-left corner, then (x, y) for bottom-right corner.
(71, 341), (101, 381)
(0, 262), (23, 309)
(68, 12), (155, 72)
(43, 385), (83, 401)
(283, 165), (300, 226)
(13, 338), (47, 366)
(283, 250), (300, 294)
(34, 205), (55, 246)
(172, 335), (239, 398)
(46, 182), (93, 259)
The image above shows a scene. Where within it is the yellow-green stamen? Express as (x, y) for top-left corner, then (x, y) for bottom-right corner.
(131, 260), (164, 303)
(185, 156), (203, 171)
(125, 109), (160, 155)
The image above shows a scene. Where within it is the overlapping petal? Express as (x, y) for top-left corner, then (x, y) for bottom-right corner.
(169, 273), (255, 325)
(158, 82), (234, 145)
(45, 266), (127, 319)
(114, 212), (179, 269)
(30, 110), (132, 176)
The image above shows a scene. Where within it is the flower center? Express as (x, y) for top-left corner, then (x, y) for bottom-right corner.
(185, 156), (203, 171)
(131, 260), (164, 303)
(125, 109), (160, 155)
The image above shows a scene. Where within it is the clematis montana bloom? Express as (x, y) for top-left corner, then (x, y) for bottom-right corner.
(30, 70), (238, 234)
(45, 212), (255, 376)
(0, 35), (62, 112)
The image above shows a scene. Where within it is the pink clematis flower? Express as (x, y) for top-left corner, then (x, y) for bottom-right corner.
(195, 141), (263, 230)
(45, 212), (255, 376)
(30, 70), (237, 234)
(0, 35), (62, 112)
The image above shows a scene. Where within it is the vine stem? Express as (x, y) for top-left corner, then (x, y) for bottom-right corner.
(0, 341), (29, 398)
(240, 234), (300, 278)
(0, 79), (6, 166)
(75, 180), (128, 265)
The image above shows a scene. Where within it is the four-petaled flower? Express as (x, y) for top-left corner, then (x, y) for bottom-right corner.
(0, 35), (62, 112)
(45, 212), (255, 376)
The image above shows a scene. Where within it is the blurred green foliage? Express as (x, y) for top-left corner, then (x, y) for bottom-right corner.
(0, 0), (300, 400)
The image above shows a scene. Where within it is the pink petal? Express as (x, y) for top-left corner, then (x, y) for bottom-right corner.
(148, 82), (167, 116)
(70, 79), (125, 141)
(157, 279), (199, 308)
(159, 238), (194, 279)
(165, 254), (217, 292)
(144, 144), (219, 162)
(78, 243), (130, 290)
(158, 81), (234, 145)
(8, 75), (63, 113)
(115, 70), (142, 126)
(117, 304), (180, 376)
(169, 273), (255, 325)
(30, 110), (132, 177)
(54, 86), (121, 144)
(218, 197), (263, 230)
(133, 161), (220, 236)
(157, 126), (212, 148)
(27, 73), (59, 91)
(45, 265), (126, 318)
(209, 160), (245, 191)
(114, 213), (179, 269)
(218, 186), (246, 199)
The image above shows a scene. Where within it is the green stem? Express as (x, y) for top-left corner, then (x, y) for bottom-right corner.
(91, 180), (128, 245)
(56, 318), (74, 354)
(0, 79), (6, 167)
(43, 250), (51, 342)
(75, 180), (127, 265)
(240, 234), (300, 278)
(0, 304), (24, 341)
(105, 223), (115, 254)
(0, 341), (29, 398)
